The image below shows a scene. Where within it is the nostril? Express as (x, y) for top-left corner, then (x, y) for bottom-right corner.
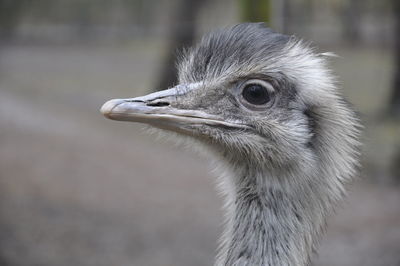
(146, 101), (170, 107)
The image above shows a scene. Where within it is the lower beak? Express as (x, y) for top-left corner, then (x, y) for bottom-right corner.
(100, 85), (245, 132)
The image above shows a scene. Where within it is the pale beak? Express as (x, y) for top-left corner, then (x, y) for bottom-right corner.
(100, 84), (246, 133)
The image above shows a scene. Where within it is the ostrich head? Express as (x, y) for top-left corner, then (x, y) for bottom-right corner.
(101, 23), (361, 266)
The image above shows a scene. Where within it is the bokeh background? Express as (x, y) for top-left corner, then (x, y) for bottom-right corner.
(0, 0), (399, 265)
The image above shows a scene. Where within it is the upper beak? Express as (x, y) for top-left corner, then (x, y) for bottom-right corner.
(100, 84), (245, 133)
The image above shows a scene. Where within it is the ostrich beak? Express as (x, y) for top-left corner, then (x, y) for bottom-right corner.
(100, 84), (245, 132)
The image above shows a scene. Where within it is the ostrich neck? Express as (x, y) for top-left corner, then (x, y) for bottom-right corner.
(216, 165), (333, 266)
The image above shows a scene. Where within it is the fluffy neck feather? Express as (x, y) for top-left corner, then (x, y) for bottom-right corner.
(214, 159), (343, 266)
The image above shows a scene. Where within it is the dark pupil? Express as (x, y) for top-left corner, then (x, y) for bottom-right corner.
(242, 84), (270, 105)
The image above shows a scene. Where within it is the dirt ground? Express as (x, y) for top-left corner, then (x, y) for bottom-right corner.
(0, 43), (399, 266)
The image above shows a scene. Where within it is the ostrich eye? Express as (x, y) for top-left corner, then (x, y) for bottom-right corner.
(239, 79), (275, 109)
(235, 79), (275, 110)
(242, 84), (270, 105)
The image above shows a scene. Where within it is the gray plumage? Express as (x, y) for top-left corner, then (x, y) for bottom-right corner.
(101, 23), (361, 266)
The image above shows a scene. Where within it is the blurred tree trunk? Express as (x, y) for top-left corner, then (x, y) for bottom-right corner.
(341, 0), (362, 45)
(0, 0), (26, 42)
(74, 1), (97, 41)
(271, 0), (291, 34)
(389, 0), (400, 116)
(281, 0), (290, 33)
(240, 0), (271, 23)
(156, 0), (205, 90)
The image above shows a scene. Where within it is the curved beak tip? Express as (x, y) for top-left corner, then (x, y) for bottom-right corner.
(100, 99), (125, 118)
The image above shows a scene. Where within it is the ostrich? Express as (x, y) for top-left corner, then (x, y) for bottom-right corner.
(101, 23), (361, 266)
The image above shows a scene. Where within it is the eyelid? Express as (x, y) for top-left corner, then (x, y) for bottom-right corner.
(243, 79), (275, 93)
(231, 78), (276, 111)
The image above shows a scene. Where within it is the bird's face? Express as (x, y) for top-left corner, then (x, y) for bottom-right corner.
(101, 24), (327, 169)
(101, 75), (314, 170)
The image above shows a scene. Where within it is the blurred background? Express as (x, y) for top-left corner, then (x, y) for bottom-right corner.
(0, 0), (399, 265)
